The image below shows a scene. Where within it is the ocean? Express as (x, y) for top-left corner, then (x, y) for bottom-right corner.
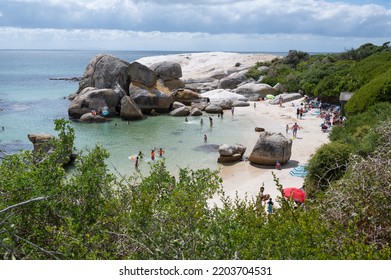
(0, 49), (284, 177)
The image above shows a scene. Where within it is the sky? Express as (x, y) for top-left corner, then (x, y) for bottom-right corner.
(0, 0), (390, 53)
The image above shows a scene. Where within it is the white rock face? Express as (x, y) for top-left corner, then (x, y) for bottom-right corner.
(200, 89), (247, 103)
(137, 52), (279, 80)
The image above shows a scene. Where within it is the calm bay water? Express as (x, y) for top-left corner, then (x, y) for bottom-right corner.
(0, 50), (283, 176)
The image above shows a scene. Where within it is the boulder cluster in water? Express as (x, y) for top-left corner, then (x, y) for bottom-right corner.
(67, 53), (297, 166)
(67, 53), (302, 123)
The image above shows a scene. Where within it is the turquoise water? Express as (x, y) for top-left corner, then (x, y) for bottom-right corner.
(0, 50), (282, 176)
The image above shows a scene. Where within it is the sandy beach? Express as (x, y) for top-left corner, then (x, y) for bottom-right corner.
(217, 99), (330, 205)
(139, 52), (330, 205)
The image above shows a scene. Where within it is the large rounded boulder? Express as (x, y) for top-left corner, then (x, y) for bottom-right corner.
(150, 61), (182, 81)
(77, 54), (130, 94)
(219, 71), (248, 89)
(174, 89), (201, 105)
(129, 80), (174, 114)
(169, 106), (190, 117)
(234, 83), (278, 101)
(128, 61), (157, 88)
(120, 96), (144, 120)
(248, 131), (292, 165)
(204, 104), (223, 114)
(68, 87), (120, 119)
(218, 144), (246, 163)
(150, 61), (184, 91)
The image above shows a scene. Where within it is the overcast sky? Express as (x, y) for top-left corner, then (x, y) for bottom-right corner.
(0, 0), (390, 52)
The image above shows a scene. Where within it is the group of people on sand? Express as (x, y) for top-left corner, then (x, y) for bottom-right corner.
(257, 186), (274, 214)
(285, 122), (301, 138)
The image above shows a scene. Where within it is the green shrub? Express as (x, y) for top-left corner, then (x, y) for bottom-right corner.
(345, 69), (391, 116)
(305, 142), (351, 196)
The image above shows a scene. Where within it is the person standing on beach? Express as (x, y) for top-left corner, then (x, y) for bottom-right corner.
(231, 106), (235, 116)
(200, 118), (204, 125)
(204, 134), (207, 142)
(151, 149), (155, 160)
(292, 122), (300, 138)
(296, 108), (300, 119)
(267, 198), (274, 214)
(135, 156), (139, 169)
(286, 124), (289, 134)
(209, 117), (213, 127)
(158, 148), (165, 157)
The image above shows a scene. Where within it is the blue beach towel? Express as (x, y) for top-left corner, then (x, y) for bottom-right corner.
(289, 165), (308, 178)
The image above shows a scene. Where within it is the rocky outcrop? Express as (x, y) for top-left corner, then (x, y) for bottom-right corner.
(80, 113), (108, 123)
(164, 79), (185, 91)
(234, 83), (278, 101)
(255, 127), (265, 132)
(169, 106), (190, 116)
(27, 133), (76, 165)
(232, 100), (250, 107)
(151, 61), (182, 80)
(219, 71), (248, 89)
(257, 66), (269, 74)
(28, 133), (54, 153)
(68, 87), (120, 119)
(219, 99), (233, 110)
(129, 80), (174, 114)
(204, 104), (223, 114)
(172, 101), (186, 110)
(248, 131), (292, 165)
(191, 101), (208, 111)
(269, 93), (303, 105)
(174, 89), (201, 105)
(200, 89), (247, 103)
(120, 96), (144, 120)
(273, 82), (286, 92)
(190, 107), (203, 116)
(218, 144), (246, 163)
(128, 61), (157, 88)
(149, 61), (183, 91)
(77, 54), (130, 94)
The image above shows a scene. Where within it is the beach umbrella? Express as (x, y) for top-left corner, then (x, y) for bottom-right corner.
(266, 94), (275, 99)
(283, 187), (306, 203)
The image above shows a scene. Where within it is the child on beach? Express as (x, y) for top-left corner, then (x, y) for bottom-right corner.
(275, 160), (281, 170)
(267, 198), (274, 214)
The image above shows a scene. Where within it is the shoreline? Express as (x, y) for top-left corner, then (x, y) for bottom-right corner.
(215, 98), (330, 205)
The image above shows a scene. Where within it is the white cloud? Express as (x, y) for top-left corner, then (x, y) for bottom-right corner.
(0, 0), (390, 51)
(0, 27), (389, 52)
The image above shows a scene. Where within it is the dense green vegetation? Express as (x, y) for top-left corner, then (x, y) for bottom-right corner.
(1, 43), (391, 260)
(1, 118), (390, 260)
(248, 42), (391, 109)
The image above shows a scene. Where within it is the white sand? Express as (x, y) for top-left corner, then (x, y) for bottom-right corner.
(217, 99), (330, 205)
(137, 52), (329, 204)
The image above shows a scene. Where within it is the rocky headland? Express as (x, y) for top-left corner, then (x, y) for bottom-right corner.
(67, 52), (300, 123)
